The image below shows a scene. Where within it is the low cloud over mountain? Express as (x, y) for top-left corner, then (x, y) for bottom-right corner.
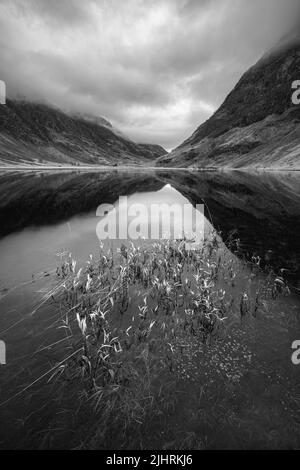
(0, 0), (300, 149)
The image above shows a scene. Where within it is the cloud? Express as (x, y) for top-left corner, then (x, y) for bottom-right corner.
(1, 0), (95, 26)
(0, 0), (299, 149)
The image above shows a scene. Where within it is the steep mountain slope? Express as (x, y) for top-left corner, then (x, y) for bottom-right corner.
(0, 100), (166, 166)
(157, 33), (300, 169)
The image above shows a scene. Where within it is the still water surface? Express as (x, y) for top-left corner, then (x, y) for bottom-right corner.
(0, 169), (299, 449)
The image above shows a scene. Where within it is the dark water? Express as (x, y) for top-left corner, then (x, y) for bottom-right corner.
(0, 169), (299, 449)
(0, 169), (299, 283)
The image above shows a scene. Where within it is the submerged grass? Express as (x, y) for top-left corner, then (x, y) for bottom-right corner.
(36, 231), (290, 449)
(1, 230), (294, 449)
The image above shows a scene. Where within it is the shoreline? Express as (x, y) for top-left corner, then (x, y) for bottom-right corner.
(0, 165), (300, 172)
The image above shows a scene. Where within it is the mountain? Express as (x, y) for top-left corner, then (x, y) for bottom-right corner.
(0, 100), (166, 166)
(157, 32), (300, 169)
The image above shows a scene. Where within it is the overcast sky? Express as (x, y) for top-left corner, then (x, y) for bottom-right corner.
(0, 0), (299, 150)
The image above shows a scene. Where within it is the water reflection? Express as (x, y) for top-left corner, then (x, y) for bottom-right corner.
(0, 169), (299, 285)
(0, 169), (300, 449)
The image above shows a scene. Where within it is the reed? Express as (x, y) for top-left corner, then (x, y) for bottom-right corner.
(47, 232), (289, 448)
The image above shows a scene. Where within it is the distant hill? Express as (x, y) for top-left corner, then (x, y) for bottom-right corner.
(0, 100), (166, 166)
(157, 31), (300, 169)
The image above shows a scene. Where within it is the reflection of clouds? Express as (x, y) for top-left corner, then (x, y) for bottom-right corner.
(1, 0), (299, 148)
(96, 186), (205, 242)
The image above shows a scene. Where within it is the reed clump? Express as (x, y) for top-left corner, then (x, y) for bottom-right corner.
(51, 233), (289, 447)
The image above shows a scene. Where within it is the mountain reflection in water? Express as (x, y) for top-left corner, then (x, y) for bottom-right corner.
(0, 168), (300, 450)
(0, 169), (299, 287)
